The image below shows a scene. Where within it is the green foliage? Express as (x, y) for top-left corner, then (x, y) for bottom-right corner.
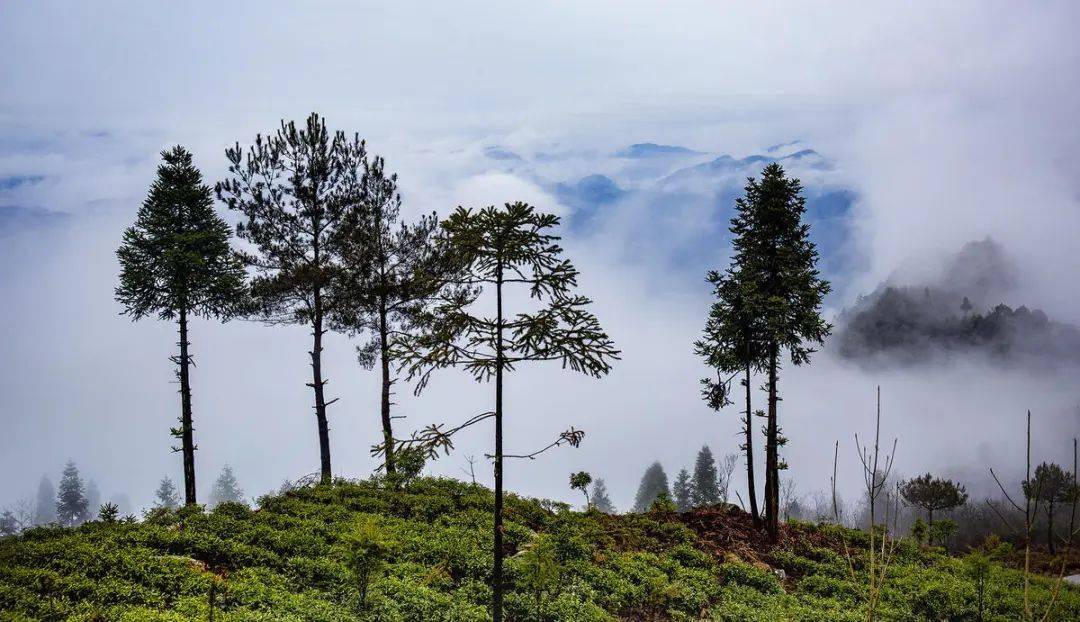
(1, 477), (1078, 621)
(900, 473), (968, 521)
(673, 469), (693, 512)
(569, 472), (592, 508)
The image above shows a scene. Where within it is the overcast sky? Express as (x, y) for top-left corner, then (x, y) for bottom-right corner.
(2, 1), (1079, 513)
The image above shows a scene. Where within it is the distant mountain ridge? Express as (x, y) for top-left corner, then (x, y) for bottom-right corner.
(833, 239), (1080, 367)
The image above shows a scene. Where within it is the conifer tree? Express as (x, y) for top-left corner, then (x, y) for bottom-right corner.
(673, 468), (693, 512)
(56, 461), (89, 527)
(591, 479), (615, 514)
(117, 146), (247, 505)
(390, 202), (619, 622)
(85, 480), (100, 518)
(0, 511), (18, 537)
(217, 114), (367, 485)
(633, 462), (671, 512)
(691, 445), (722, 507)
(727, 164), (831, 539)
(34, 476), (56, 525)
(331, 155), (449, 474)
(210, 465), (244, 506)
(696, 268), (764, 524)
(154, 477), (180, 509)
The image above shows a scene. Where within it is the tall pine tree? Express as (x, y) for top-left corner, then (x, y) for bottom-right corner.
(392, 202), (619, 622)
(117, 146), (247, 505)
(633, 462), (671, 512)
(217, 113), (366, 485)
(691, 445), (721, 507)
(331, 155), (450, 474)
(56, 461), (88, 527)
(729, 164), (831, 540)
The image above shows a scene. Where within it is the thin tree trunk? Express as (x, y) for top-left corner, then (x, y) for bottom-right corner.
(744, 362), (760, 525)
(311, 289), (332, 485)
(1048, 501), (1056, 555)
(765, 345), (779, 540)
(178, 306), (196, 505)
(492, 261), (505, 622)
(378, 300), (396, 474)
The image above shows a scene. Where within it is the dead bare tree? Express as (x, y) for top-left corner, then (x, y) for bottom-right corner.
(854, 386), (899, 622)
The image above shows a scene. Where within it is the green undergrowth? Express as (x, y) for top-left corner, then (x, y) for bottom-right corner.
(0, 477), (1076, 620)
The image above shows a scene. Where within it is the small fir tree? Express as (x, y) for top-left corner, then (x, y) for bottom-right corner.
(590, 479), (615, 514)
(210, 465), (244, 506)
(117, 146), (247, 505)
(673, 468), (693, 512)
(56, 461), (89, 527)
(691, 445), (722, 507)
(154, 477), (180, 509)
(633, 462), (671, 512)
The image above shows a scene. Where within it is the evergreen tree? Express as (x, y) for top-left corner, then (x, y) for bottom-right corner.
(117, 146), (247, 505)
(900, 473), (968, 541)
(391, 202), (619, 622)
(728, 164), (831, 539)
(217, 113), (367, 485)
(633, 462), (671, 512)
(1023, 462), (1074, 554)
(210, 464), (244, 506)
(154, 477), (180, 510)
(56, 461), (89, 527)
(696, 267), (764, 524)
(85, 479), (100, 518)
(591, 479), (615, 514)
(673, 468), (693, 512)
(34, 475), (56, 525)
(331, 155), (450, 474)
(691, 445), (722, 507)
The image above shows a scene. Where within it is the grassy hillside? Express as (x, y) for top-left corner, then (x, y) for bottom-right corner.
(1, 477), (1076, 621)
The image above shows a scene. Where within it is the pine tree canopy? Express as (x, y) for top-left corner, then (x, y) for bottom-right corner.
(116, 146), (247, 322)
(691, 445), (721, 507)
(728, 163), (831, 365)
(900, 473), (968, 516)
(633, 462), (671, 512)
(396, 202), (619, 395)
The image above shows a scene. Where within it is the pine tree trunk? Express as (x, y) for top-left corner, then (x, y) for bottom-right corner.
(311, 289), (332, 485)
(744, 363), (760, 525)
(492, 262), (505, 622)
(765, 345), (779, 540)
(379, 300), (396, 475)
(178, 307), (197, 506)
